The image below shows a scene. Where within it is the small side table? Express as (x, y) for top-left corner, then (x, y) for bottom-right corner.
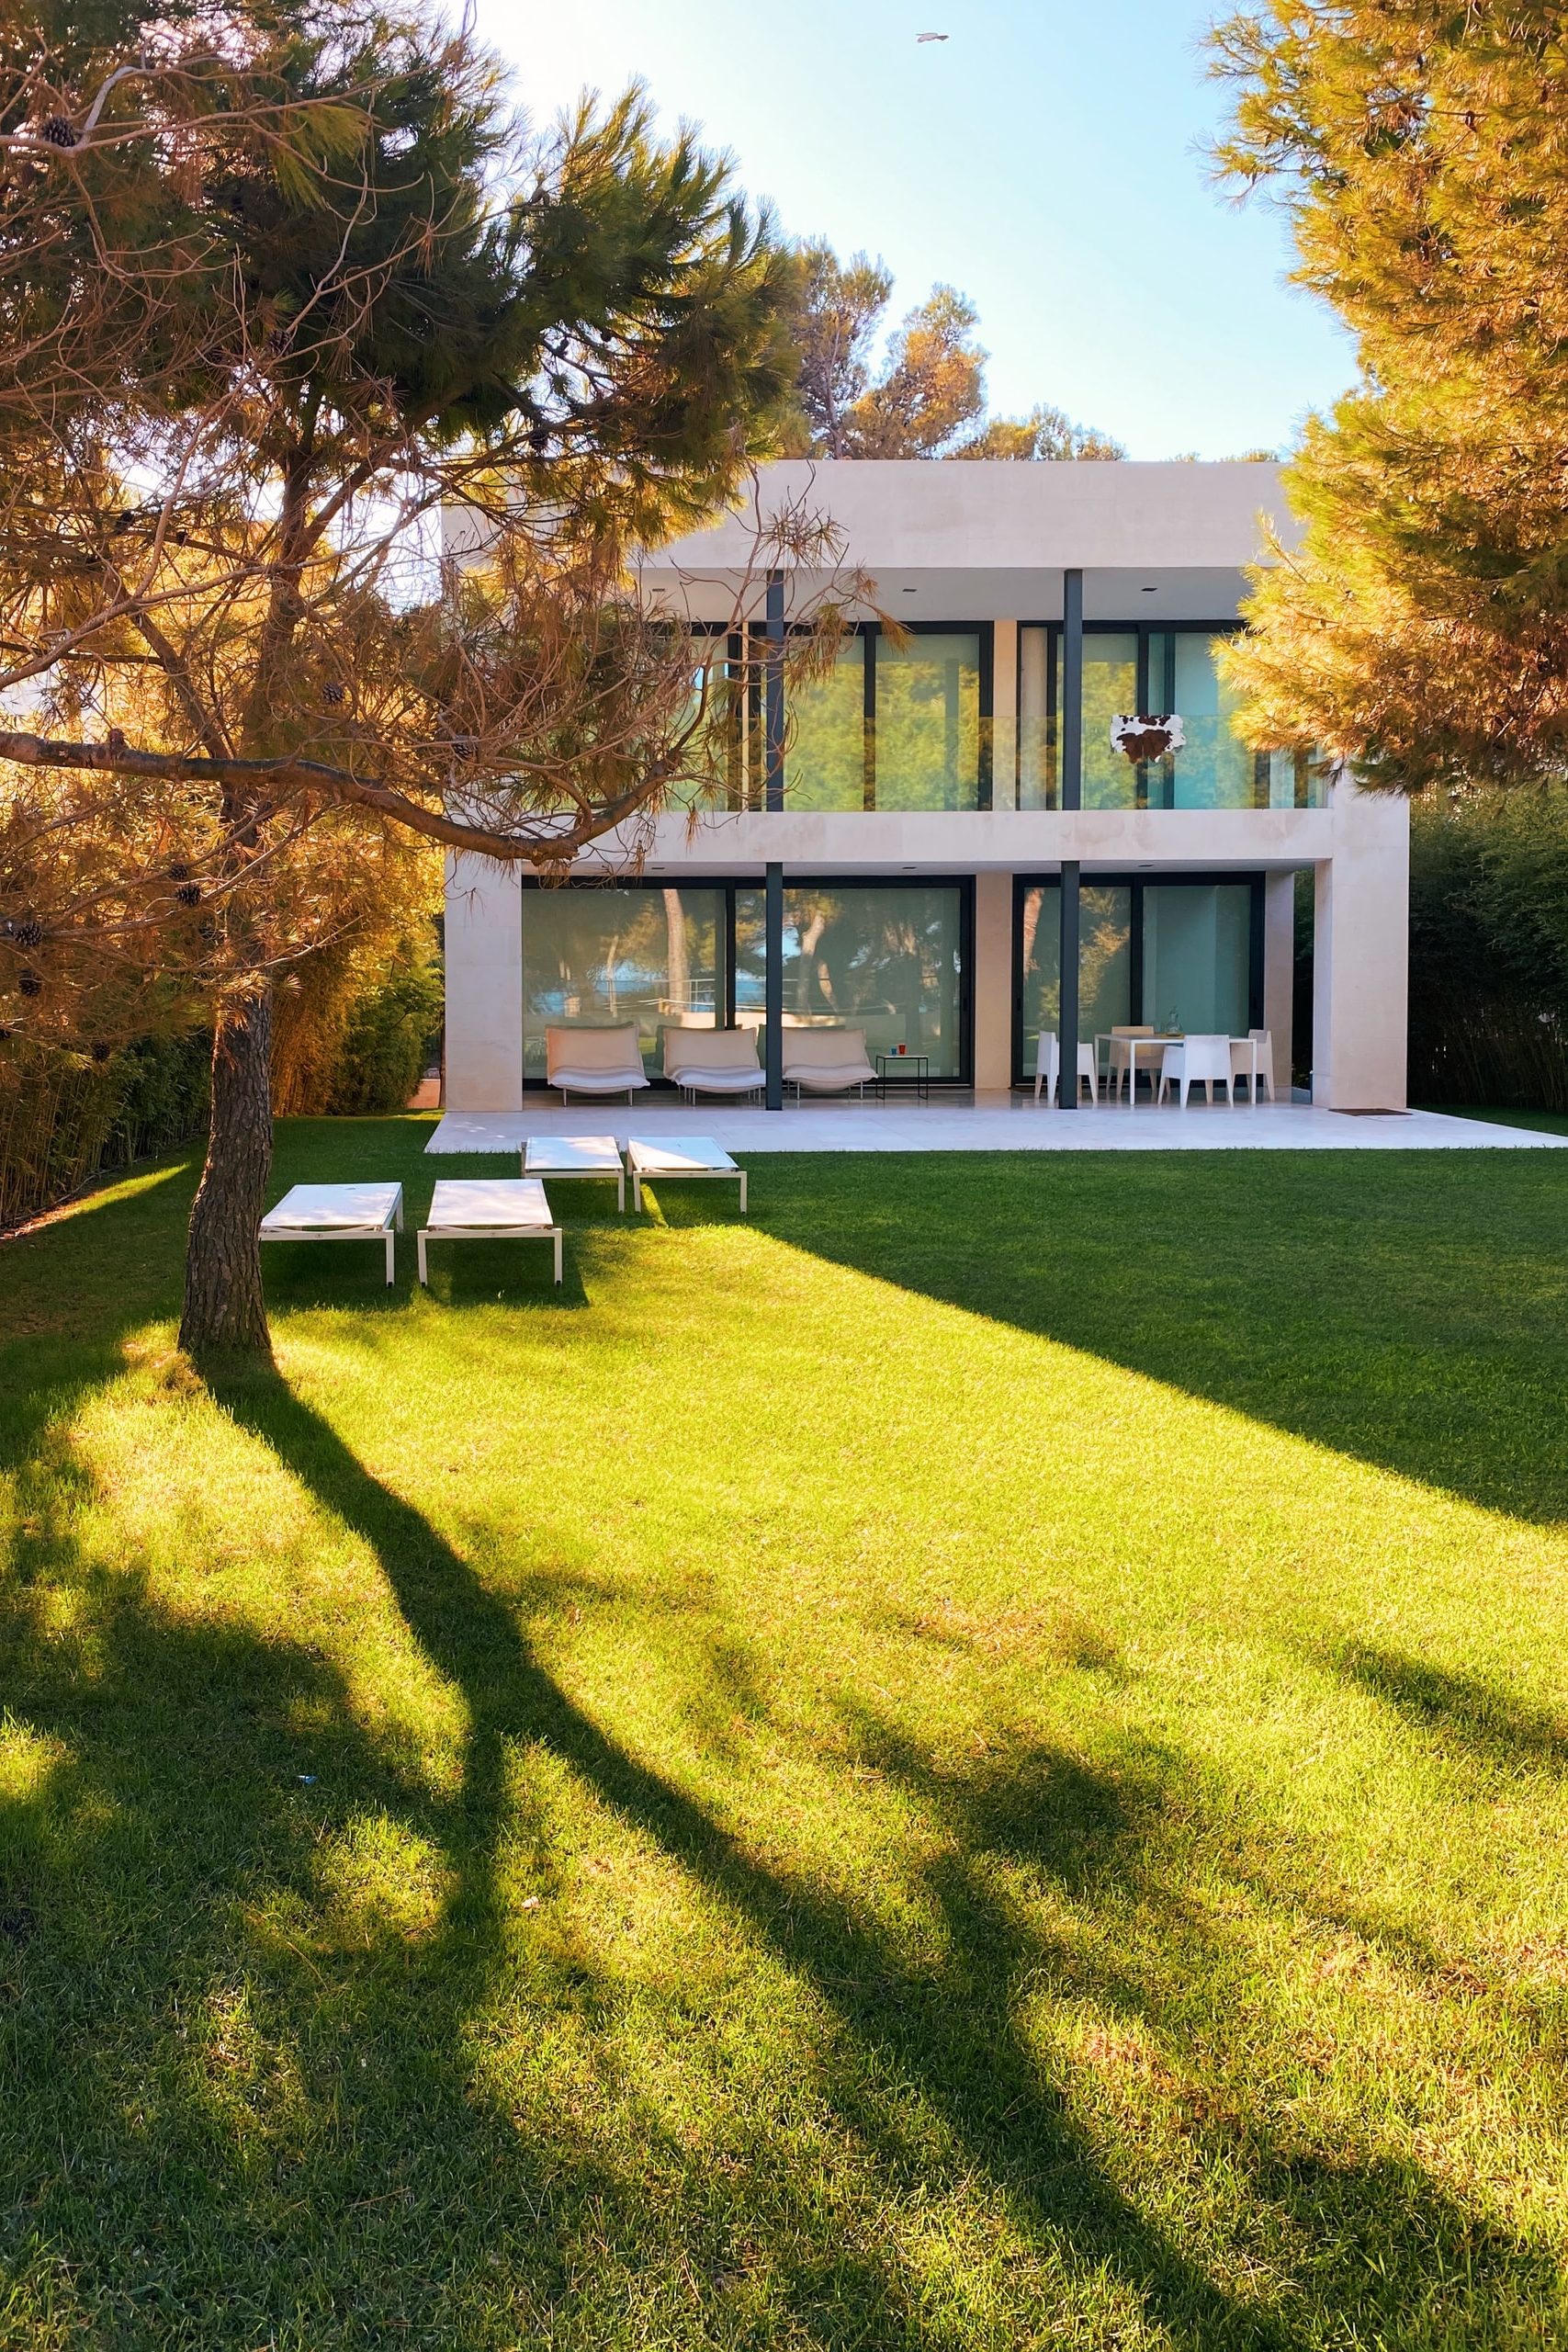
(875, 1050), (931, 1102)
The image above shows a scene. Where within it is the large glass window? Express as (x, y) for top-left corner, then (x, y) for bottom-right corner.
(874, 632), (982, 811)
(1016, 877), (1258, 1080)
(734, 884), (966, 1076)
(522, 885), (725, 1082)
(1168, 633), (1258, 810)
(787, 635), (866, 810)
(1024, 627), (1327, 810)
(1079, 634), (1140, 811)
(1142, 884), (1252, 1035)
(1019, 886), (1134, 1072)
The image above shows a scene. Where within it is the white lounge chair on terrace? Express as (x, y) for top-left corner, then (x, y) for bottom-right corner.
(523, 1133), (626, 1211)
(544, 1023), (649, 1104)
(626, 1136), (747, 1213)
(259, 1182), (403, 1284)
(418, 1178), (562, 1285)
(1157, 1035), (1235, 1108)
(780, 1025), (876, 1099)
(1033, 1031), (1099, 1106)
(662, 1025), (765, 1101)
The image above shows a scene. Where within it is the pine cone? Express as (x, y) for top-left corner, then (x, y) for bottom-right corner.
(18, 968), (41, 997)
(91, 1041), (112, 1063)
(175, 883), (201, 907)
(38, 115), (78, 149)
(167, 862), (191, 883)
(11, 919), (43, 948)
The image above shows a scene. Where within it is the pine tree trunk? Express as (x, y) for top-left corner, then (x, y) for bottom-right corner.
(178, 987), (275, 1357)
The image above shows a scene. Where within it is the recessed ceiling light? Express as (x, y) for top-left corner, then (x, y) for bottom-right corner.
(902, 586), (918, 594)
(1142, 585), (1158, 594)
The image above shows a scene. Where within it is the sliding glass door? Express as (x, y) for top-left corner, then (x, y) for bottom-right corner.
(1018, 886), (1134, 1074)
(522, 878), (972, 1086)
(1013, 875), (1262, 1081)
(734, 883), (969, 1076)
(521, 885), (726, 1083)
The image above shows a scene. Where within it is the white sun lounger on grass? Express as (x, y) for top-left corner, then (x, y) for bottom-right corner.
(626, 1136), (747, 1214)
(259, 1182), (404, 1283)
(523, 1133), (626, 1211)
(417, 1178), (562, 1286)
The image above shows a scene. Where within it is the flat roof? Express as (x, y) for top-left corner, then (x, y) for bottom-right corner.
(641, 458), (1297, 624)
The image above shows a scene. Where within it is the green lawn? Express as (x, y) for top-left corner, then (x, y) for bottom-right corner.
(4, 1120), (1568, 2351)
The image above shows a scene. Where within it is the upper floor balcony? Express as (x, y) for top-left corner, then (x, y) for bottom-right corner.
(699, 617), (1323, 817)
(640, 459), (1322, 823)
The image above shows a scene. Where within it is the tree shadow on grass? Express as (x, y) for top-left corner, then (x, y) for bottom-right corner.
(1331, 1641), (1568, 1775)
(748, 1150), (1568, 1528)
(0, 1437), (756, 2346)
(200, 1365), (1562, 2350)
(211, 1363), (1268, 2347)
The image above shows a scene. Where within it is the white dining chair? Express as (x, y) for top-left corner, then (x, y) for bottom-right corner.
(1229, 1028), (1276, 1102)
(1034, 1031), (1099, 1106)
(1105, 1025), (1157, 1103)
(1157, 1035), (1235, 1108)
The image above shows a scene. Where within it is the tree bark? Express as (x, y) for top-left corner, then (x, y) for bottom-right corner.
(178, 986), (275, 1357)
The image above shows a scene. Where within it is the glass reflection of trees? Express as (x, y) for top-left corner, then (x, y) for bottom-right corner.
(522, 886), (723, 1079)
(1020, 887), (1133, 1063)
(735, 887), (965, 1075)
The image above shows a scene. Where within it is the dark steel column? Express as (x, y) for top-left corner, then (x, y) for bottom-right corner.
(764, 570), (785, 814)
(1059, 863), (1081, 1109)
(1058, 568), (1084, 1106)
(764, 859), (784, 1110)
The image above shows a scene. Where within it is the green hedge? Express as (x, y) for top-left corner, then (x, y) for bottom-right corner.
(1408, 790), (1568, 1113)
(323, 956), (443, 1115)
(0, 1030), (210, 1234)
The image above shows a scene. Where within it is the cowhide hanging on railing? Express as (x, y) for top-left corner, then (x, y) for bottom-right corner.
(1111, 713), (1185, 763)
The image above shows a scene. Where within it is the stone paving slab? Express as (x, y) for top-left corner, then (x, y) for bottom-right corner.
(426, 1099), (1568, 1155)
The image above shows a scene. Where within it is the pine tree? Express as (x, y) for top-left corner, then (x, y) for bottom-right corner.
(0, 2), (844, 1353)
(1211, 3), (1568, 793)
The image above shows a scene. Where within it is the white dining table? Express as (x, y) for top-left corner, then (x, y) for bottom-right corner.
(1097, 1034), (1180, 1105)
(1094, 1034), (1261, 1105)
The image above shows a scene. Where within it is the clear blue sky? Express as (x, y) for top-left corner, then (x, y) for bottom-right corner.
(472, 0), (1356, 459)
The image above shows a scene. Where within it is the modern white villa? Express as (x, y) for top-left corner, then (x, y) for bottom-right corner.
(441, 460), (1409, 1116)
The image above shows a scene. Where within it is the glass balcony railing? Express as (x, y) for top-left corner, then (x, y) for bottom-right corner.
(1018, 626), (1325, 811)
(698, 623), (1324, 813)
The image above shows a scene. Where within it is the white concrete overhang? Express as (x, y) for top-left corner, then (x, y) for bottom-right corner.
(637, 458), (1299, 627)
(567, 807), (1335, 880)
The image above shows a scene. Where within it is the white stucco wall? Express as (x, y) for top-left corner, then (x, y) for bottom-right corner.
(444, 855), (524, 1113)
(1312, 785), (1410, 1112)
(971, 871), (1013, 1091)
(1263, 870), (1297, 1094)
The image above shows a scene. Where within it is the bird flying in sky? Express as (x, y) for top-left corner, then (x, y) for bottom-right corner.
(917, 32), (949, 42)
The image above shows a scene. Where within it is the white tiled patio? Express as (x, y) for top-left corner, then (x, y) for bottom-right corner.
(427, 1097), (1568, 1154)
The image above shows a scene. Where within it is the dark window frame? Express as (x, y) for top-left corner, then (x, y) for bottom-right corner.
(1009, 867), (1267, 1084)
(773, 618), (995, 814)
(1015, 618), (1251, 810)
(519, 871), (976, 1090)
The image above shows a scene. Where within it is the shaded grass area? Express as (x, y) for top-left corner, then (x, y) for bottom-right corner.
(1426, 1104), (1568, 1139)
(3, 1119), (1568, 2348)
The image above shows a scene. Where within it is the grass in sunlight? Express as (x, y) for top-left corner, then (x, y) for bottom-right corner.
(4, 1116), (1568, 2349)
